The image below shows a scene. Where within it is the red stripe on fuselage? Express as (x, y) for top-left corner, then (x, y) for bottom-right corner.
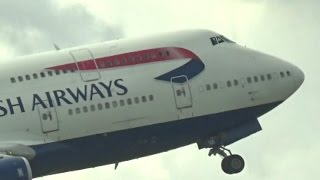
(47, 47), (199, 71)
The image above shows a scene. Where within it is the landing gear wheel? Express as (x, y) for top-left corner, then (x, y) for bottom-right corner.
(221, 155), (245, 174)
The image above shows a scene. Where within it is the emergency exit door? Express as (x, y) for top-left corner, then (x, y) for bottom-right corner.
(37, 100), (59, 133)
(70, 49), (101, 82)
(171, 75), (193, 119)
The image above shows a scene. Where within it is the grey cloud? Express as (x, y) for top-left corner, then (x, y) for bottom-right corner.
(0, 1), (123, 56)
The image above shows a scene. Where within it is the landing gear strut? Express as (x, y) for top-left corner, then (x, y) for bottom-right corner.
(208, 146), (245, 174)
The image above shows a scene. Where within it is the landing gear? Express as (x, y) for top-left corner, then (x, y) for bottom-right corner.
(198, 136), (245, 174)
(208, 146), (245, 174)
(221, 154), (245, 174)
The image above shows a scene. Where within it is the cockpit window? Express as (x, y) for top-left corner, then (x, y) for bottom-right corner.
(210, 37), (217, 45)
(210, 35), (234, 46)
(216, 36), (224, 43)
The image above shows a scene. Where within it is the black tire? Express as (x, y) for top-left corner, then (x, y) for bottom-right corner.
(221, 155), (245, 174)
(221, 156), (233, 174)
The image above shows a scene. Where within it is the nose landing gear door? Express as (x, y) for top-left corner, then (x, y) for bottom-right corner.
(171, 75), (193, 119)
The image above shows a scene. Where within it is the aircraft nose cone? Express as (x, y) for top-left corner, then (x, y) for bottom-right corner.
(294, 66), (305, 88)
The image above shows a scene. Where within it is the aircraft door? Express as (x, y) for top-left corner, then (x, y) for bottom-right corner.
(37, 100), (59, 133)
(171, 75), (193, 119)
(70, 49), (101, 82)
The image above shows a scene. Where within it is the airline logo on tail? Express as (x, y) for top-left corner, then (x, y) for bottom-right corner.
(47, 47), (205, 83)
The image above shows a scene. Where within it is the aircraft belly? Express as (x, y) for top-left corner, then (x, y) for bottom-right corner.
(29, 101), (281, 178)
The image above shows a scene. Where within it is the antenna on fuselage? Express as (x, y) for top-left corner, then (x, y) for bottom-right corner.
(53, 43), (61, 51)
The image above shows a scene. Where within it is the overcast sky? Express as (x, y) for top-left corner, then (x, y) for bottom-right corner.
(0, 0), (319, 179)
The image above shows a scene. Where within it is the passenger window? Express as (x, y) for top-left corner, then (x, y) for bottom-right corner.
(260, 75), (265, 81)
(48, 71), (53, 76)
(166, 51), (170, 56)
(97, 103), (103, 110)
(127, 98), (132, 105)
(134, 97), (140, 104)
(128, 57), (135, 63)
(18, 76), (23, 82)
(142, 96), (147, 102)
(83, 106), (88, 113)
(210, 37), (217, 45)
(26, 75), (31, 81)
(247, 77), (252, 84)
(206, 84), (211, 91)
(68, 109), (73, 115)
(149, 95), (154, 101)
(90, 105), (95, 111)
(254, 76), (259, 82)
(286, 71), (291, 76)
(114, 59), (120, 66)
(227, 81), (232, 87)
(106, 61), (113, 67)
(10, 77), (16, 83)
(159, 52), (164, 57)
(121, 58), (127, 65)
(143, 54), (150, 61)
(75, 108), (81, 114)
(62, 70), (67, 74)
(234, 80), (239, 86)
(267, 74), (272, 80)
(112, 101), (118, 108)
(105, 102), (110, 109)
(213, 83), (218, 89)
(120, 99), (125, 106)
(55, 70), (60, 75)
(280, 72), (285, 78)
(33, 73), (38, 79)
(40, 72), (46, 78)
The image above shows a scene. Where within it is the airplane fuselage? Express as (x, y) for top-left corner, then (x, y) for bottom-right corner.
(0, 30), (304, 178)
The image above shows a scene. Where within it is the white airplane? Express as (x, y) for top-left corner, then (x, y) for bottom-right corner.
(0, 29), (304, 179)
